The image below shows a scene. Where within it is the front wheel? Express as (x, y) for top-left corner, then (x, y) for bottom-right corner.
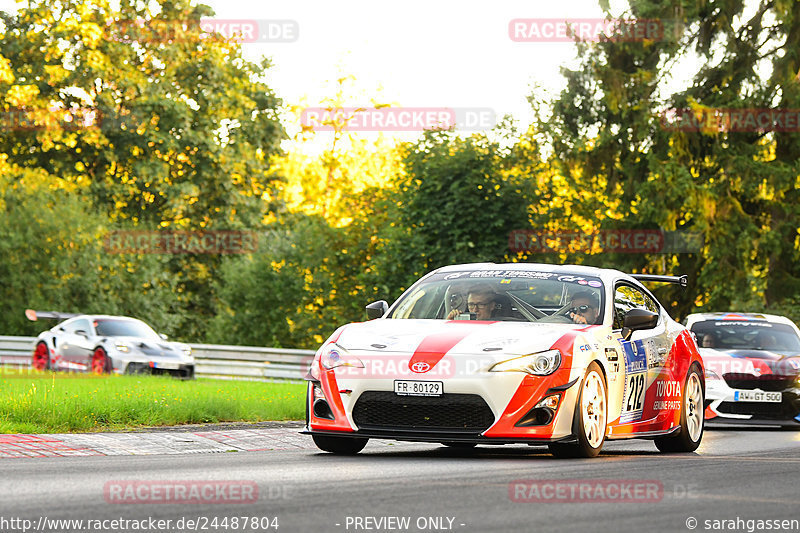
(91, 347), (111, 374)
(312, 434), (368, 455)
(549, 362), (607, 458)
(655, 365), (704, 453)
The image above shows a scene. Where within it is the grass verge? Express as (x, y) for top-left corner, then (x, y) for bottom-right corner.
(0, 368), (306, 433)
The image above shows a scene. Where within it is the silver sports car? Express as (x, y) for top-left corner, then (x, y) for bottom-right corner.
(27, 310), (195, 379)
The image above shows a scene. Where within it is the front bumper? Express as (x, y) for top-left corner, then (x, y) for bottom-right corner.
(305, 367), (582, 444)
(301, 427), (576, 445)
(123, 361), (196, 379)
(705, 373), (800, 424)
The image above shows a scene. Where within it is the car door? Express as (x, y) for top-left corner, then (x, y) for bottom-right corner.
(612, 282), (671, 424)
(59, 318), (94, 370)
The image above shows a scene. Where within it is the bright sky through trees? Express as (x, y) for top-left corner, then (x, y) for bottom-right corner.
(0, 0), (622, 138)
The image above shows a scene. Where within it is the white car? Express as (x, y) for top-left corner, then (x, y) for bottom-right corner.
(28, 310), (195, 379)
(685, 312), (800, 427)
(304, 263), (705, 458)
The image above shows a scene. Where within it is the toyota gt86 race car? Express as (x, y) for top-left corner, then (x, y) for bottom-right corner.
(28, 310), (195, 379)
(685, 312), (800, 427)
(304, 263), (705, 458)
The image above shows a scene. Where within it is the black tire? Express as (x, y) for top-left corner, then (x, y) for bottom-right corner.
(441, 442), (477, 449)
(549, 362), (607, 458)
(655, 365), (704, 453)
(312, 434), (368, 455)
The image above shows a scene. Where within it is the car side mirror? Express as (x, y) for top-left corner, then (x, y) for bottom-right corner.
(159, 333), (168, 340)
(621, 309), (659, 341)
(365, 300), (389, 320)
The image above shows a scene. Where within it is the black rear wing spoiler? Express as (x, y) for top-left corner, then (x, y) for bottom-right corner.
(631, 274), (688, 289)
(25, 309), (80, 323)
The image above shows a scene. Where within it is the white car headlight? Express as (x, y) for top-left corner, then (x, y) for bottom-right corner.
(489, 349), (561, 376)
(182, 347), (192, 357)
(114, 342), (130, 353)
(704, 369), (720, 381)
(320, 344), (364, 370)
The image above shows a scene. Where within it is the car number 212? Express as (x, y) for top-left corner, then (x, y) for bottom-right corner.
(625, 373), (645, 412)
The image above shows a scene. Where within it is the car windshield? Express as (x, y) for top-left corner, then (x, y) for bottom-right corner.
(388, 269), (605, 323)
(691, 320), (800, 352)
(94, 319), (160, 339)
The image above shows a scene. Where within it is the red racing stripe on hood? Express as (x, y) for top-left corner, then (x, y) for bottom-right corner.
(407, 322), (494, 373)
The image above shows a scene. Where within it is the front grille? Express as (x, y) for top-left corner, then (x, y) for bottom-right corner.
(722, 373), (795, 391)
(352, 391), (495, 434)
(126, 362), (195, 379)
(716, 393), (800, 420)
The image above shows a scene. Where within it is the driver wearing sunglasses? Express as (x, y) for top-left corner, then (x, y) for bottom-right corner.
(568, 291), (600, 325)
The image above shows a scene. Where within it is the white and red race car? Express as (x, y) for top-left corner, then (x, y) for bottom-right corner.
(304, 263), (704, 458)
(685, 312), (800, 427)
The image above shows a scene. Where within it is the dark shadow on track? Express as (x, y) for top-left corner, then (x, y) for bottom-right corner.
(706, 423), (800, 432)
(307, 443), (686, 460)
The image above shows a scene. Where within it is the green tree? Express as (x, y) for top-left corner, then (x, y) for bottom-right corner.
(209, 213), (387, 348)
(533, 0), (800, 320)
(374, 127), (534, 299)
(0, 158), (180, 336)
(0, 0), (285, 337)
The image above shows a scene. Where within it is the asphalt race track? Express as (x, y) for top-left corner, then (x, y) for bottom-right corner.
(0, 424), (798, 533)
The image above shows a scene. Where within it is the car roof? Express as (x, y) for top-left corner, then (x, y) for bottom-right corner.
(432, 262), (631, 282)
(685, 312), (797, 327)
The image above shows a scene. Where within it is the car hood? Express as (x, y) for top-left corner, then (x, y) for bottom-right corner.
(334, 319), (588, 359)
(700, 348), (800, 376)
(109, 337), (189, 358)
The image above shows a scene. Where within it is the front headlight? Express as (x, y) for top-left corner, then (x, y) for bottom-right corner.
(320, 344), (364, 370)
(182, 347), (192, 357)
(489, 349), (561, 376)
(705, 369), (720, 381)
(114, 342), (130, 353)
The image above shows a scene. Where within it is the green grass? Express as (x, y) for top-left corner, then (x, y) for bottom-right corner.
(0, 368), (306, 433)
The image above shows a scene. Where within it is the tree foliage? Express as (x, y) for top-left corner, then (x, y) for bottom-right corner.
(374, 128), (533, 297)
(535, 0), (800, 320)
(0, 0), (284, 338)
(2, 0), (800, 346)
(0, 158), (179, 336)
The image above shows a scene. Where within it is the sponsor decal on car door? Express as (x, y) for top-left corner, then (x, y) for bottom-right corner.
(619, 339), (648, 423)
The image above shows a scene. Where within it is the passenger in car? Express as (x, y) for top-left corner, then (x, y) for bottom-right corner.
(756, 332), (779, 350)
(568, 291), (600, 325)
